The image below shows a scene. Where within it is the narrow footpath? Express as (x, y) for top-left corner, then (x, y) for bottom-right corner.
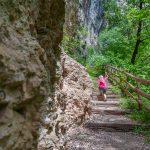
(66, 83), (150, 150)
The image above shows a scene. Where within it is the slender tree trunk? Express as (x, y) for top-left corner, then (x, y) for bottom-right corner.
(131, 2), (143, 64)
(131, 21), (142, 64)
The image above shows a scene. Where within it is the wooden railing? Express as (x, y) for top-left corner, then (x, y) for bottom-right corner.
(104, 64), (150, 112)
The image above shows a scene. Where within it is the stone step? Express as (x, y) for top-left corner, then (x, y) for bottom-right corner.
(107, 95), (120, 98)
(93, 94), (120, 97)
(106, 88), (112, 91)
(93, 92), (113, 95)
(92, 99), (120, 102)
(92, 89), (113, 94)
(89, 114), (132, 123)
(84, 114), (141, 132)
(91, 100), (120, 106)
(95, 95), (121, 101)
(84, 121), (140, 132)
(107, 86), (112, 89)
(92, 106), (131, 115)
(106, 91), (114, 94)
(107, 90), (114, 92)
(93, 90), (113, 93)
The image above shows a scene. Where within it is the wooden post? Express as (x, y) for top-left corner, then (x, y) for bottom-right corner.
(124, 75), (128, 97)
(137, 82), (142, 110)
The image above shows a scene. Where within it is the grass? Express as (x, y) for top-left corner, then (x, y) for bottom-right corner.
(120, 98), (137, 110)
(129, 109), (150, 124)
(134, 127), (150, 144)
(119, 97), (150, 124)
(120, 99), (150, 144)
(89, 76), (150, 143)
(111, 84), (150, 143)
(111, 85), (122, 95)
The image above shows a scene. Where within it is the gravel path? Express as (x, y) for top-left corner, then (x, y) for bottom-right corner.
(66, 83), (150, 150)
(66, 127), (150, 150)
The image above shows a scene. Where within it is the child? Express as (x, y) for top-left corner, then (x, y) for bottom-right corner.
(98, 73), (108, 101)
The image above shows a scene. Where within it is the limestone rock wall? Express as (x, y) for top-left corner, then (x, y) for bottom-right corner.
(38, 52), (92, 149)
(0, 0), (65, 149)
(0, 1), (93, 149)
(64, 0), (79, 36)
(65, 0), (105, 45)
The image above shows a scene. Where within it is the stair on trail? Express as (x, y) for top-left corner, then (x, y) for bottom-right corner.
(66, 83), (150, 150)
(85, 85), (140, 132)
(85, 114), (139, 132)
(92, 106), (131, 115)
(91, 100), (120, 106)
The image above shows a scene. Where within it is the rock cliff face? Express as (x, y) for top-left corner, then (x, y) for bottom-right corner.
(0, 0), (65, 149)
(38, 52), (92, 149)
(65, 0), (105, 45)
(0, 1), (92, 150)
(79, 0), (105, 44)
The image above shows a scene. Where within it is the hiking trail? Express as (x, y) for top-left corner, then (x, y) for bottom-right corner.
(66, 81), (150, 150)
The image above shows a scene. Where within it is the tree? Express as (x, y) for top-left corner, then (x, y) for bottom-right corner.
(127, 0), (150, 64)
(131, 1), (143, 64)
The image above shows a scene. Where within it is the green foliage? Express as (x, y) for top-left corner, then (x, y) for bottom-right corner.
(78, 26), (89, 39)
(86, 47), (109, 77)
(80, 2), (150, 145)
(102, 0), (123, 28)
(134, 127), (150, 143)
(90, 76), (98, 88)
(62, 29), (80, 55)
(120, 98), (138, 109)
(98, 27), (132, 59)
(96, 0), (150, 78)
(89, 0), (150, 126)
(127, 0), (150, 64)
(72, 51), (86, 66)
(119, 96), (150, 125)
(62, 27), (88, 65)
(111, 86), (122, 95)
(4, 0), (16, 8)
(130, 109), (150, 123)
(62, 0), (150, 127)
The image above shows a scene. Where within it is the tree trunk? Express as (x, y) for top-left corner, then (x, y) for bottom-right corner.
(131, 2), (143, 64)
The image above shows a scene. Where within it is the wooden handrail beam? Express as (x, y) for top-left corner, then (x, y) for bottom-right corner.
(124, 88), (150, 112)
(104, 64), (150, 112)
(106, 65), (150, 86)
(109, 71), (150, 100)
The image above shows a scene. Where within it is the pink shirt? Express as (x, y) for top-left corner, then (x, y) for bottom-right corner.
(98, 77), (108, 89)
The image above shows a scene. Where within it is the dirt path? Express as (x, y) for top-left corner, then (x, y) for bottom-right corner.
(66, 84), (150, 150)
